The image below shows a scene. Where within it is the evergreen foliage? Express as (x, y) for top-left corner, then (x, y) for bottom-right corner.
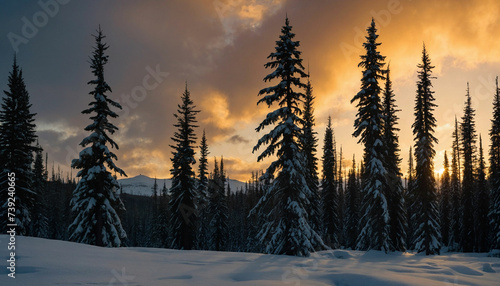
(344, 155), (360, 249)
(351, 19), (390, 252)
(31, 142), (48, 237)
(197, 130), (210, 250)
(69, 28), (127, 247)
(475, 136), (489, 252)
(252, 16), (324, 256)
(489, 77), (500, 250)
(0, 56), (38, 235)
(321, 116), (340, 248)
(382, 65), (407, 251)
(301, 75), (321, 239)
(207, 157), (229, 251)
(168, 83), (200, 250)
(405, 148), (416, 249)
(411, 44), (441, 255)
(460, 83), (477, 252)
(449, 117), (462, 250)
(157, 181), (170, 248)
(439, 151), (451, 246)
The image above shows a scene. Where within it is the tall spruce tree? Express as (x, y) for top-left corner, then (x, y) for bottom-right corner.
(301, 75), (321, 239)
(251, 16), (324, 256)
(169, 83), (200, 250)
(69, 28), (127, 247)
(490, 77), (500, 250)
(382, 65), (407, 251)
(460, 83), (477, 252)
(449, 118), (462, 250)
(351, 19), (390, 252)
(411, 44), (441, 255)
(344, 155), (360, 249)
(321, 116), (340, 248)
(0, 56), (38, 235)
(475, 136), (489, 252)
(439, 151), (451, 247)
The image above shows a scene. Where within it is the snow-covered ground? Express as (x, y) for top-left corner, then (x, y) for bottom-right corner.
(118, 174), (247, 196)
(0, 235), (499, 285)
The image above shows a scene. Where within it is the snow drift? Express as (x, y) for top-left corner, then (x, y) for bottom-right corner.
(1, 235), (499, 285)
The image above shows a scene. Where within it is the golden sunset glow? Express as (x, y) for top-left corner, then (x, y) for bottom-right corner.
(3, 0), (499, 182)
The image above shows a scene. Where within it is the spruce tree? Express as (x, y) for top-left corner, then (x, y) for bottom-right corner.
(475, 136), (489, 252)
(460, 83), (477, 252)
(169, 83), (200, 250)
(382, 65), (407, 251)
(208, 157), (229, 251)
(344, 155), (360, 249)
(0, 56), (39, 236)
(157, 181), (170, 248)
(251, 16), (324, 256)
(351, 19), (390, 252)
(69, 28), (127, 247)
(301, 75), (321, 239)
(31, 142), (48, 237)
(149, 177), (160, 247)
(321, 116), (340, 248)
(411, 44), (441, 255)
(453, 116), (462, 182)
(337, 146), (345, 245)
(439, 151), (451, 247)
(198, 130), (209, 196)
(490, 77), (500, 250)
(449, 119), (462, 250)
(197, 130), (210, 249)
(405, 148), (416, 249)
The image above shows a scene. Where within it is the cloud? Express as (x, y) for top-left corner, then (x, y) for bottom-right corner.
(1, 0), (498, 181)
(227, 135), (250, 144)
(201, 91), (233, 130)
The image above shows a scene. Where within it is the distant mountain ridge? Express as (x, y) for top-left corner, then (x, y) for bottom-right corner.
(118, 174), (246, 196)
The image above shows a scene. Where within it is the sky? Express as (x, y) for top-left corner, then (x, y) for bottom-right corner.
(1, 0), (499, 182)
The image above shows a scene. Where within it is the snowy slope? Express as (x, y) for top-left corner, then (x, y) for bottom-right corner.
(118, 174), (247, 196)
(1, 235), (499, 286)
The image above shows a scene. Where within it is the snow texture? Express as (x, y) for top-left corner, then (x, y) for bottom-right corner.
(1, 235), (499, 286)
